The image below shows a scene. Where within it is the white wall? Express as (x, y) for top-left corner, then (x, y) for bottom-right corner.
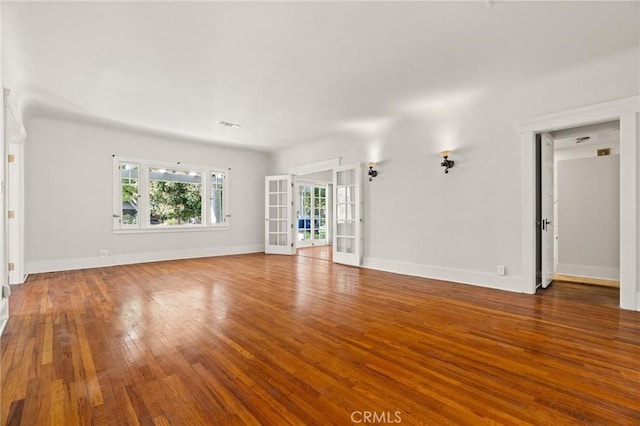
(553, 139), (620, 272)
(25, 117), (269, 273)
(556, 155), (620, 280)
(636, 113), (640, 309)
(555, 141), (620, 162)
(270, 47), (639, 293)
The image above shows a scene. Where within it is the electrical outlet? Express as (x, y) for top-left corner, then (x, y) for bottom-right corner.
(497, 265), (506, 276)
(99, 250), (109, 257)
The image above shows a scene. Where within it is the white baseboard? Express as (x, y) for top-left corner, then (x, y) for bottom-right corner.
(0, 298), (8, 336)
(362, 257), (523, 293)
(26, 245), (265, 274)
(9, 274), (28, 286)
(555, 263), (620, 280)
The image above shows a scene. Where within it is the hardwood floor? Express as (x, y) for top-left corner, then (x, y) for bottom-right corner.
(297, 245), (332, 261)
(553, 273), (620, 288)
(2, 254), (639, 425)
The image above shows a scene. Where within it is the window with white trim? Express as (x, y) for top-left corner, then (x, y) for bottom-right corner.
(113, 157), (229, 232)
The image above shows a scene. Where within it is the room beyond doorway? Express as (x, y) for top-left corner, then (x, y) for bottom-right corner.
(296, 183), (328, 247)
(538, 280), (619, 308)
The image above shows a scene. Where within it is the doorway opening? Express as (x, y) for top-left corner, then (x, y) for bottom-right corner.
(519, 96), (637, 310)
(295, 170), (333, 261)
(535, 121), (621, 304)
(296, 182), (328, 248)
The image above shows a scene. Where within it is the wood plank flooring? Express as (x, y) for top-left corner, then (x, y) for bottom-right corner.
(297, 246), (332, 262)
(1, 254), (639, 425)
(553, 273), (620, 288)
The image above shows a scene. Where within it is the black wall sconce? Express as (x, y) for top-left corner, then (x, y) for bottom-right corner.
(367, 162), (378, 182)
(440, 151), (454, 174)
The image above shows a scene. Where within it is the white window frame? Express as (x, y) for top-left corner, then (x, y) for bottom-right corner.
(113, 156), (230, 233)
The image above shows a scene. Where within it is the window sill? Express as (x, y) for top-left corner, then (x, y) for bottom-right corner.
(113, 226), (229, 235)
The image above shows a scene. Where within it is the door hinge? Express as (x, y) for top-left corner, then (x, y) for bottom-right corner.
(8, 263), (15, 271)
(7, 154), (15, 163)
(291, 243), (294, 247)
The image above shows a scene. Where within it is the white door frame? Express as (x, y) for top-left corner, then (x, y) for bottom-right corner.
(287, 157), (341, 250)
(4, 89), (26, 286)
(295, 181), (329, 247)
(286, 158), (341, 177)
(518, 96), (639, 310)
(540, 133), (554, 288)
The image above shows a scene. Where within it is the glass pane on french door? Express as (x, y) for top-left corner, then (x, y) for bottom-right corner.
(314, 186), (327, 242)
(333, 164), (361, 266)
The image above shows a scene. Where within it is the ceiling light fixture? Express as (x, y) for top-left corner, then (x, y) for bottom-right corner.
(218, 121), (242, 129)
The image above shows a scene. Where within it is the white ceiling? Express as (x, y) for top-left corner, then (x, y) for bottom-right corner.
(3, 1), (638, 151)
(552, 121), (620, 151)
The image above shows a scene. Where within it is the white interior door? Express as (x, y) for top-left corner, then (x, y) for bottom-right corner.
(265, 175), (296, 255)
(333, 163), (361, 266)
(541, 133), (554, 288)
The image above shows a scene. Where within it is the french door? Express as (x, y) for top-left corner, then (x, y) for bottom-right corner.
(264, 175), (296, 255)
(333, 163), (362, 266)
(296, 184), (328, 247)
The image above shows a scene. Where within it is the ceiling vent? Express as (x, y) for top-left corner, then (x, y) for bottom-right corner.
(218, 121), (241, 128)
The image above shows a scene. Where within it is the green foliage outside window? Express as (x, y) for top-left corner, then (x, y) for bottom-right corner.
(149, 180), (202, 225)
